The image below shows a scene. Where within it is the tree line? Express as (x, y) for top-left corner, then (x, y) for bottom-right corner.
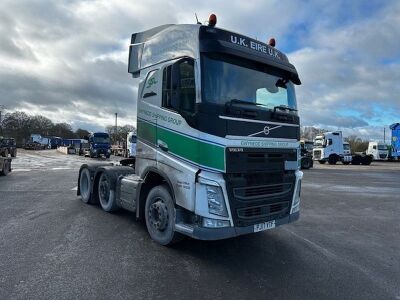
(0, 111), (90, 146)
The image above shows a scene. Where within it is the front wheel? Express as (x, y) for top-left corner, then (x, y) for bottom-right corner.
(145, 185), (183, 245)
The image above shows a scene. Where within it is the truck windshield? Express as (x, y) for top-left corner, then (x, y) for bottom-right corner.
(201, 55), (297, 111)
(378, 145), (387, 150)
(93, 136), (110, 143)
(343, 144), (350, 150)
(314, 138), (324, 148)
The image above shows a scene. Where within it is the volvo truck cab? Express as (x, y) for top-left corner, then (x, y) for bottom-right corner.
(77, 17), (303, 245)
(313, 131), (352, 164)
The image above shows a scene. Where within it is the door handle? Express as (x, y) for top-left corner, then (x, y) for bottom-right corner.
(157, 140), (168, 152)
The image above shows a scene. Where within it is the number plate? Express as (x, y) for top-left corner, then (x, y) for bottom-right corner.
(254, 220), (276, 232)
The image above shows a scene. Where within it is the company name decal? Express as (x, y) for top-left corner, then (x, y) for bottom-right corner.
(230, 35), (281, 60)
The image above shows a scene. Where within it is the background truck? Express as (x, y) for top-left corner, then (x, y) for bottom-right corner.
(313, 131), (372, 165)
(77, 16), (303, 245)
(88, 132), (111, 158)
(366, 142), (389, 160)
(127, 132), (137, 158)
(390, 123), (400, 160)
(0, 137), (17, 157)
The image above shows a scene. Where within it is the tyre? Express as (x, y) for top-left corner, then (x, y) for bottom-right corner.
(11, 149), (16, 157)
(2, 149), (9, 157)
(106, 154), (110, 159)
(318, 160), (326, 164)
(97, 172), (118, 212)
(328, 155), (337, 165)
(301, 157), (312, 169)
(145, 185), (183, 245)
(361, 155), (373, 165)
(1, 160), (10, 176)
(79, 168), (92, 204)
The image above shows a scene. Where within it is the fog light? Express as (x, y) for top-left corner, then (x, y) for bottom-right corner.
(202, 217), (230, 228)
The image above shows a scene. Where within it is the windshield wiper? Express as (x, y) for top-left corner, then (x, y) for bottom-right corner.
(227, 99), (266, 107)
(273, 105), (298, 113)
(226, 99), (262, 106)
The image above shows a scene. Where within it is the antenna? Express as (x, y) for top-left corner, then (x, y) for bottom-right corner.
(195, 13), (201, 25)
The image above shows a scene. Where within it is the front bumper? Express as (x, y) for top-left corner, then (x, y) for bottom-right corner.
(176, 211), (299, 241)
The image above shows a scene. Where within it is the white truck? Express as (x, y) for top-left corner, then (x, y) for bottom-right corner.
(127, 132), (137, 158)
(313, 131), (372, 165)
(77, 16), (303, 245)
(366, 142), (388, 160)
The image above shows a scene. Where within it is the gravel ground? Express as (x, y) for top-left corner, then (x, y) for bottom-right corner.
(1, 149), (399, 299)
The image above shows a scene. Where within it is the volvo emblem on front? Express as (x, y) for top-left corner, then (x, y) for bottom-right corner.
(248, 125), (282, 137)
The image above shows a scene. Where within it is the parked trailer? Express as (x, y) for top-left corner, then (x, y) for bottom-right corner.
(390, 123), (400, 160)
(77, 17), (303, 245)
(0, 157), (12, 176)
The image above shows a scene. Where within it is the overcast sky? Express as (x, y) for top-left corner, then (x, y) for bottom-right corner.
(1, 0), (399, 140)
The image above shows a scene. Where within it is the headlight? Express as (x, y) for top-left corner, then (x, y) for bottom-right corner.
(206, 185), (228, 217)
(291, 181), (301, 214)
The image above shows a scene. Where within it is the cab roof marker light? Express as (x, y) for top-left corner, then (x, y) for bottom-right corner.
(208, 14), (217, 27)
(268, 38), (276, 47)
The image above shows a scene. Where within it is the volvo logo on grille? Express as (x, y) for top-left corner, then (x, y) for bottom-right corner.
(248, 125), (282, 137)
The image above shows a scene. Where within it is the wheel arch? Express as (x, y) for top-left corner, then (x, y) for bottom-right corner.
(136, 167), (175, 220)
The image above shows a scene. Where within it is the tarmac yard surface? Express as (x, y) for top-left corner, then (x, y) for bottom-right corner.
(1, 150), (399, 299)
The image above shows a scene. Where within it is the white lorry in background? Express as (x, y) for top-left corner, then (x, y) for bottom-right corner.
(313, 131), (372, 165)
(313, 132), (352, 165)
(127, 132), (137, 158)
(366, 142), (388, 160)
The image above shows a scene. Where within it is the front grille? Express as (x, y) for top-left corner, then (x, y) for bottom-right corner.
(224, 170), (295, 227)
(379, 154), (387, 159)
(233, 183), (292, 200)
(237, 201), (290, 219)
(313, 150), (321, 160)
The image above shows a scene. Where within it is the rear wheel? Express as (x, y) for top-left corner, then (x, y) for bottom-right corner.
(98, 172), (118, 212)
(79, 168), (92, 204)
(2, 149), (9, 157)
(145, 185), (183, 245)
(328, 155), (338, 165)
(301, 157), (312, 169)
(1, 160), (10, 176)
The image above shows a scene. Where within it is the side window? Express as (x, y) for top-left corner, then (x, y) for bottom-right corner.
(373, 145), (377, 150)
(162, 66), (172, 107)
(328, 139), (333, 146)
(162, 59), (196, 113)
(142, 70), (158, 99)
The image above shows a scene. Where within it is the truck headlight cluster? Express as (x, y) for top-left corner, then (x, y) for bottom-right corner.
(206, 185), (228, 217)
(291, 181), (301, 214)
